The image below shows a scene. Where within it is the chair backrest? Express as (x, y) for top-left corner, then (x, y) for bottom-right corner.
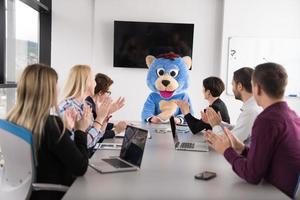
(295, 174), (300, 200)
(0, 119), (35, 200)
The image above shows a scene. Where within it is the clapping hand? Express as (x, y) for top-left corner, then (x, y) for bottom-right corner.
(204, 127), (245, 155)
(63, 107), (78, 130)
(204, 129), (231, 154)
(75, 104), (92, 132)
(174, 100), (190, 115)
(200, 110), (209, 124)
(206, 107), (222, 127)
(114, 121), (127, 134)
(109, 97), (125, 115)
(222, 127), (245, 154)
(96, 96), (113, 124)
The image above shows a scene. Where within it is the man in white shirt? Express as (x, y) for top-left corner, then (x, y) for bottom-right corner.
(204, 67), (261, 144)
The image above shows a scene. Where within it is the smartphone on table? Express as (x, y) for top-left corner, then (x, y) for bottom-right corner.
(194, 171), (217, 180)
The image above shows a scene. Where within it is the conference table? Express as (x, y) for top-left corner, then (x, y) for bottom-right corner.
(63, 122), (290, 200)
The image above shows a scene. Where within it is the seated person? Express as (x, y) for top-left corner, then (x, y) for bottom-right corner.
(6, 64), (90, 200)
(205, 63), (300, 198)
(205, 67), (261, 144)
(176, 76), (230, 134)
(85, 73), (127, 142)
(59, 65), (113, 149)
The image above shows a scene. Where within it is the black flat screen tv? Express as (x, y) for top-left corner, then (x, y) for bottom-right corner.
(113, 21), (194, 68)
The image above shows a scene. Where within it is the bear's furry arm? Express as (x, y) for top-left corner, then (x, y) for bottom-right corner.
(141, 94), (156, 122)
(187, 95), (194, 115)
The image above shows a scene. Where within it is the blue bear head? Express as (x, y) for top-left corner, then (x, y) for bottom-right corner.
(145, 53), (192, 99)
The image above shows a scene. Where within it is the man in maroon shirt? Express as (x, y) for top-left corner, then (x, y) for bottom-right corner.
(205, 62), (300, 198)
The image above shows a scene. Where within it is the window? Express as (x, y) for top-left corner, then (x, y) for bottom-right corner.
(0, 0), (51, 116)
(0, 88), (16, 118)
(6, 0), (39, 82)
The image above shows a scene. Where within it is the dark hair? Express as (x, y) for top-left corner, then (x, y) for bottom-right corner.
(233, 67), (254, 93)
(252, 62), (288, 99)
(94, 73), (114, 94)
(203, 77), (225, 97)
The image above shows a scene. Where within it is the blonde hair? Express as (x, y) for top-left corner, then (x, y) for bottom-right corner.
(6, 64), (58, 148)
(62, 65), (92, 100)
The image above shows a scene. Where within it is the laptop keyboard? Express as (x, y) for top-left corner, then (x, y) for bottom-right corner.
(102, 158), (132, 168)
(180, 142), (195, 149)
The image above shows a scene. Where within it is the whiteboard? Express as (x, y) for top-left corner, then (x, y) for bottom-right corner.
(227, 37), (300, 98)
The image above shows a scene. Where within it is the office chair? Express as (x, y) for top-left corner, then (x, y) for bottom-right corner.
(0, 119), (68, 200)
(295, 174), (300, 200)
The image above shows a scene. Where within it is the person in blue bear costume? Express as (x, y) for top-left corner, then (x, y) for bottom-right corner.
(141, 52), (193, 124)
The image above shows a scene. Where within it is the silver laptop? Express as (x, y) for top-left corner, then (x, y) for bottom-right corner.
(170, 116), (209, 152)
(89, 125), (148, 173)
(94, 142), (122, 150)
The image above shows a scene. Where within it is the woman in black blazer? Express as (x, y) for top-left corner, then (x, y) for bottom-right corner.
(176, 76), (230, 134)
(6, 64), (91, 200)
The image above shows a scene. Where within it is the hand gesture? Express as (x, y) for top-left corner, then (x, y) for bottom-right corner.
(150, 116), (162, 124)
(63, 107), (78, 130)
(223, 127), (245, 154)
(174, 117), (181, 125)
(75, 104), (92, 132)
(114, 121), (127, 134)
(109, 97), (125, 115)
(200, 110), (209, 124)
(96, 96), (113, 124)
(204, 129), (231, 154)
(206, 107), (222, 127)
(174, 100), (190, 115)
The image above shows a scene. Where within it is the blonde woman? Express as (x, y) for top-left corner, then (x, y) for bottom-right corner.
(6, 64), (90, 200)
(59, 65), (113, 149)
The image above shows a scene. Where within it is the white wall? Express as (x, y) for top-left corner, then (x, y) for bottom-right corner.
(92, 0), (224, 121)
(51, 0), (94, 87)
(51, 0), (300, 122)
(220, 0), (300, 119)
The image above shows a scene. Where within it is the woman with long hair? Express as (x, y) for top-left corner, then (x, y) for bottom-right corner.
(59, 65), (114, 149)
(6, 64), (90, 200)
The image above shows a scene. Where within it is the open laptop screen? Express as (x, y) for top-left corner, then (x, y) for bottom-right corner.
(119, 126), (148, 167)
(170, 116), (176, 139)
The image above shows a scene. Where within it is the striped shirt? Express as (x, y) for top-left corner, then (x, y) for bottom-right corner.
(59, 98), (103, 148)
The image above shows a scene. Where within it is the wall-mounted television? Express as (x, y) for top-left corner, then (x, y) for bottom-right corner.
(113, 21), (194, 68)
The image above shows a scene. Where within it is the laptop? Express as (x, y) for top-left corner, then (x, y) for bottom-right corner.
(94, 142), (122, 150)
(89, 125), (148, 173)
(115, 128), (152, 139)
(170, 116), (209, 152)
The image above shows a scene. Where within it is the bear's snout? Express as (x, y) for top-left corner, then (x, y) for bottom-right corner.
(161, 80), (170, 87)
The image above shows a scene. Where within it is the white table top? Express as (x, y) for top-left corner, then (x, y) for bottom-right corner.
(62, 122), (289, 200)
